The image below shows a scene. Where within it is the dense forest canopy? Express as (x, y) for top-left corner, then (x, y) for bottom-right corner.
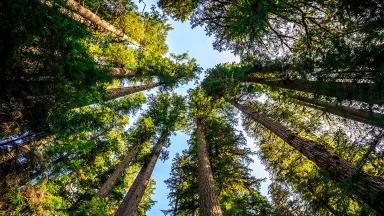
(0, 0), (383, 215)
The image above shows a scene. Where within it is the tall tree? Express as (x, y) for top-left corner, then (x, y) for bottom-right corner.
(290, 95), (384, 129)
(97, 117), (155, 197)
(63, 0), (138, 45)
(189, 89), (224, 216)
(116, 93), (186, 215)
(195, 117), (223, 216)
(230, 99), (384, 213)
(166, 96), (273, 215)
(245, 76), (384, 105)
(106, 82), (162, 100)
(115, 133), (168, 216)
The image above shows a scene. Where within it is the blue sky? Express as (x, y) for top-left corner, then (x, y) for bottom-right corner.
(132, 1), (271, 215)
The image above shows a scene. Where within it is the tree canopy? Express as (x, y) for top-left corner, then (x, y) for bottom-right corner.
(1, 0), (383, 215)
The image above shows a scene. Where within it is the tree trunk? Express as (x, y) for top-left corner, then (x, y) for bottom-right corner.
(97, 144), (141, 197)
(111, 68), (138, 79)
(230, 99), (384, 213)
(0, 131), (54, 165)
(246, 76), (384, 105)
(64, 0), (139, 46)
(106, 83), (161, 100)
(291, 95), (384, 129)
(195, 118), (223, 216)
(115, 134), (168, 216)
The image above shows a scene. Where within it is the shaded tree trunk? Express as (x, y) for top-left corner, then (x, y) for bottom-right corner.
(106, 82), (161, 100)
(291, 95), (384, 129)
(246, 76), (384, 105)
(195, 118), (223, 216)
(111, 68), (139, 79)
(97, 143), (141, 197)
(115, 133), (168, 216)
(64, 0), (139, 46)
(230, 99), (384, 213)
(0, 131), (54, 165)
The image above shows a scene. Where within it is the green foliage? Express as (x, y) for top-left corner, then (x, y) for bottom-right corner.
(2, 0), (384, 215)
(157, 0), (199, 21)
(166, 111), (274, 215)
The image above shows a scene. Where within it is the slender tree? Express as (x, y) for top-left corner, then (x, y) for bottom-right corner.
(166, 100), (273, 215)
(63, 0), (139, 45)
(111, 68), (139, 78)
(97, 144), (140, 197)
(189, 89), (224, 216)
(290, 95), (384, 128)
(195, 117), (223, 216)
(106, 82), (162, 100)
(115, 93), (185, 215)
(230, 99), (384, 213)
(115, 133), (168, 216)
(246, 76), (384, 105)
(97, 117), (156, 197)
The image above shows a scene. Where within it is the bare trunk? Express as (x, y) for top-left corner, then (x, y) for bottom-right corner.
(115, 134), (168, 216)
(64, 0), (139, 46)
(195, 118), (223, 216)
(246, 76), (384, 105)
(97, 144), (141, 197)
(111, 68), (138, 78)
(106, 83), (161, 100)
(0, 132), (54, 165)
(230, 100), (384, 213)
(291, 95), (384, 128)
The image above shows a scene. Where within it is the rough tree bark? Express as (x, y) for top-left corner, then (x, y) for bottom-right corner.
(246, 76), (384, 105)
(111, 68), (139, 78)
(106, 82), (161, 100)
(230, 99), (384, 213)
(97, 144), (141, 197)
(64, 0), (139, 46)
(291, 95), (384, 129)
(115, 133), (168, 216)
(195, 117), (223, 216)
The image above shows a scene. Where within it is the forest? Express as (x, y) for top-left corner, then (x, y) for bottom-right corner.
(0, 0), (383, 215)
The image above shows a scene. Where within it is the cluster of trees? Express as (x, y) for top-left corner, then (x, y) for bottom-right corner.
(0, 0), (383, 215)
(0, 0), (198, 214)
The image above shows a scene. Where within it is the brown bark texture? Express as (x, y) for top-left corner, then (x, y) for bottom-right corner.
(230, 99), (384, 213)
(115, 134), (168, 216)
(106, 83), (161, 100)
(64, 0), (139, 46)
(111, 68), (138, 78)
(195, 118), (223, 216)
(97, 144), (141, 197)
(292, 95), (384, 128)
(246, 76), (384, 105)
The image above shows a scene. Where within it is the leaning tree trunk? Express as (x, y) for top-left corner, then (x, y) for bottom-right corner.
(0, 82), (153, 161)
(246, 76), (384, 105)
(111, 68), (139, 79)
(106, 82), (161, 100)
(64, 0), (139, 46)
(0, 131), (54, 165)
(230, 99), (384, 213)
(97, 143), (141, 197)
(195, 118), (223, 216)
(291, 95), (384, 129)
(115, 133), (168, 216)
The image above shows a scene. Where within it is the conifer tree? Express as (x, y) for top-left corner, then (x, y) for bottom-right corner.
(189, 89), (223, 216)
(116, 93), (185, 215)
